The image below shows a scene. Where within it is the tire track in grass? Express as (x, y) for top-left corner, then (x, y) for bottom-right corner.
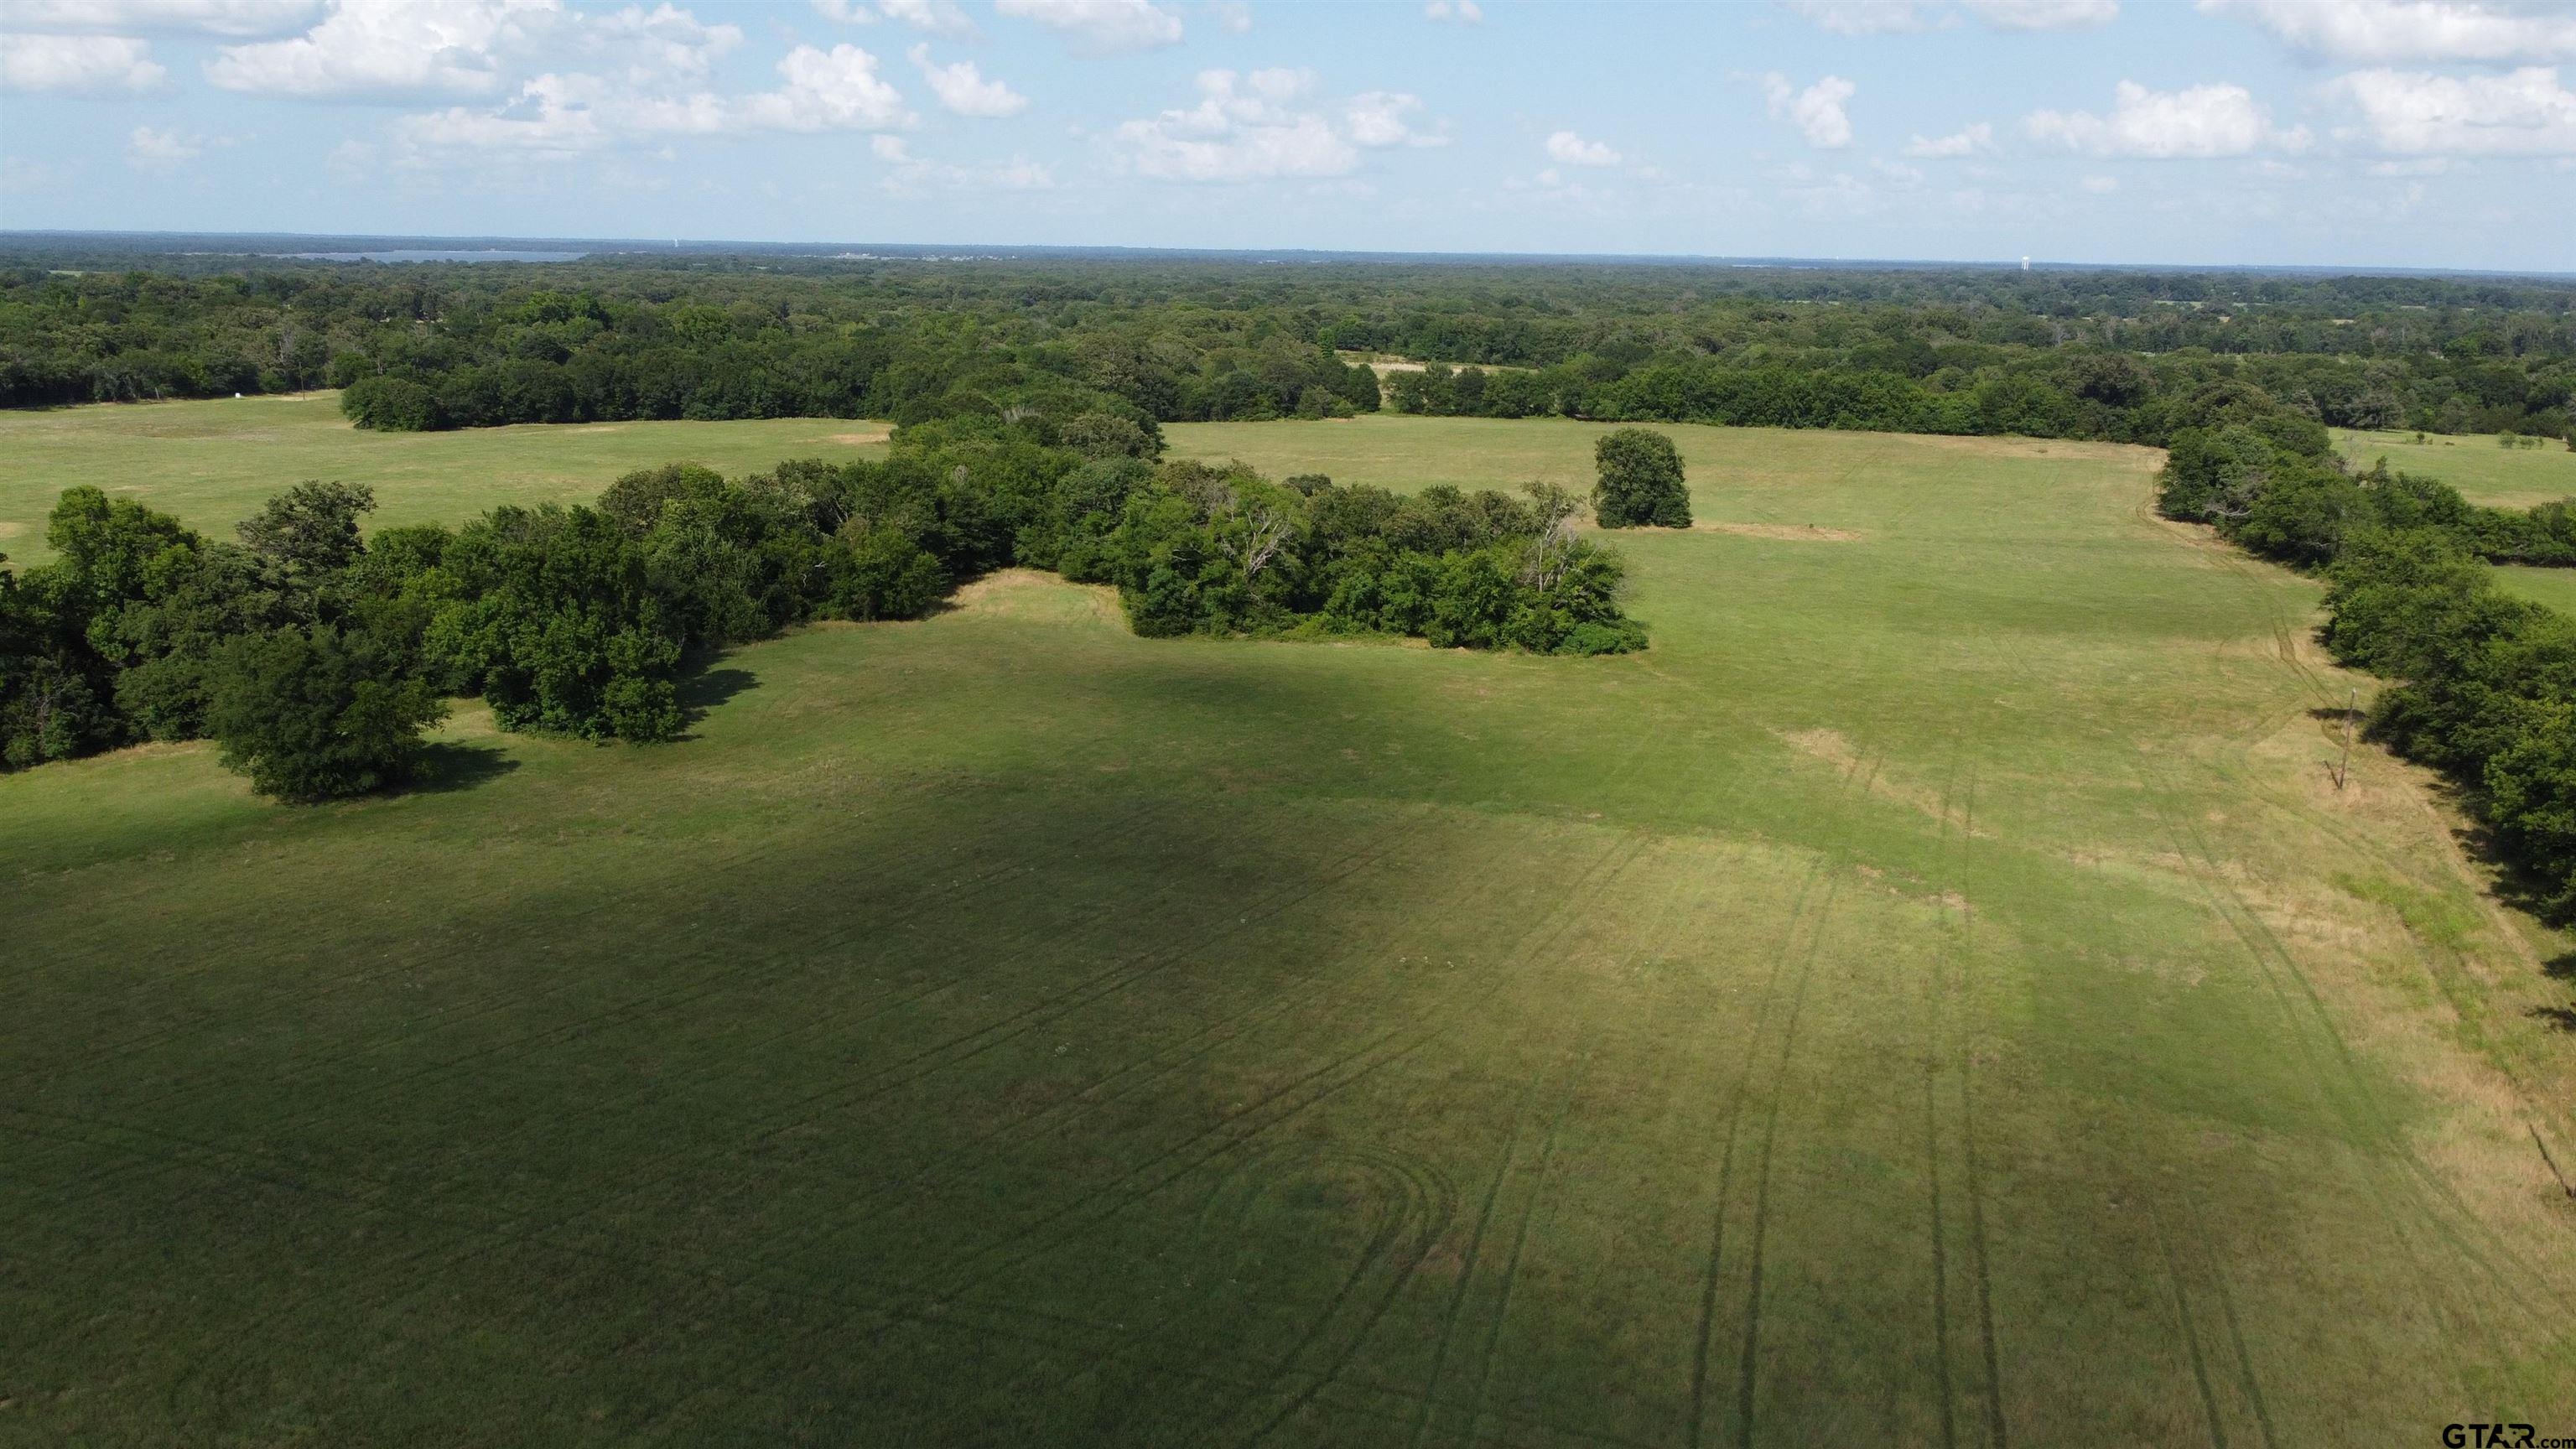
(2151, 756), (2561, 1319)
(1446, 1046), (1588, 1449)
(789, 827), (1531, 1267)
(1731, 857), (1850, 1449)
(2127, 758), (2496, 1395)
(1446, 834), (1733, 1449)
(501, 804), (1451, 1247)
(1922, 748), (1964, 1449)
(1955, 765), (2008, 1449)
(859, 833), (1654, 1338)
(1399, 1062), (1539, 1449)
(886, 828), (1658, 1442)
(1685, 740), (1878, 1449)
(2146, 1187), (2232, 1449)
(2185, 1188), (2280, 1449)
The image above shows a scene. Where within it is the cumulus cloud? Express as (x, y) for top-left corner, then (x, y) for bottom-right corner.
(127, 123), (211, 166)
(875, 0), (975, 35)
(2024, 79), (2299, 158)
(1762, 73), (1857, 148)
(200, 0), (745, 105)
(1965, 0), (2116, 29)
(810, 0), (875, 21)
(907, 43), (1026, 117)
(1424, 0), (1482, 22)
(1780, 0), (1927, 34)
(995, 0), (1182, 53)
(1, 0), (319, 36)
(1902, 121), (1995, 156)
(1213, 3), (1252, 33)
(205, 0), (564, 97)
(1543, 129), (1619, 166)
(392, 40), (910, 161)
(1113, 68), (1430, 182)
(2199, 0), (2576, 65)
(2332, 66), (2576, 154)
(0, 32), (168, 92)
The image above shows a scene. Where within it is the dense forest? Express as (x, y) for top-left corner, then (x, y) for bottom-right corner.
(4, 247), (2572, 442)
(0, 413), (1643, 792)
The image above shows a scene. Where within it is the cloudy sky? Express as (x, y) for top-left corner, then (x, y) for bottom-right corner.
(3, 0), (2572, 270)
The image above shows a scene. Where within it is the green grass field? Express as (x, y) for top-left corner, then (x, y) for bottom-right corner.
(2335, 428), (2576, 509)
(2496, 564), (2576, 615)
(6, 413), (2575, 1445)
(0, 392), (887, 563)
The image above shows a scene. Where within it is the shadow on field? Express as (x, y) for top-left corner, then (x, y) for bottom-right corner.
(408, 742), (520, 795)
(678, 665), (760, 735)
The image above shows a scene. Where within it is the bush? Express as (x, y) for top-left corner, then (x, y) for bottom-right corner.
(1593, 428), (1692, 528)
(206, 625), (444, 801)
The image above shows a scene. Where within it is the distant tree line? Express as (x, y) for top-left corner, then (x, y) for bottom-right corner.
(2, 419), (1643, 796)
(2154, 382), (2576, 919)
(4, 257), (2569, 441)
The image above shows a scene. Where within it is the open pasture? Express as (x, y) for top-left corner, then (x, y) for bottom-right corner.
(2334, 427), (2576, 510)
(0, 392), (887, 562)
(5, 416), (2573, 1445)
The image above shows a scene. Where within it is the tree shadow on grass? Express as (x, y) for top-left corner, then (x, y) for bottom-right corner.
(407, 741), (521, 795)
(678, 665), (760, 737)
(2530, 1003), (2576, 1035)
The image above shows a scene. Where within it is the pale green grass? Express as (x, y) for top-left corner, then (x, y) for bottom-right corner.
(2336, 427), (2576, 509)
(2495, 564), (2576, 615)
(0, 392), (886, 562)
(4, 415), (2573, 1445)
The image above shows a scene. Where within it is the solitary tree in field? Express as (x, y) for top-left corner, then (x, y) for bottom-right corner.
(1592, 428), (1692, 528)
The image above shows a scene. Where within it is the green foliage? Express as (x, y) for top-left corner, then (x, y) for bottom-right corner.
(205, 623), (445, 802)
(1592, 428), (1692, 528)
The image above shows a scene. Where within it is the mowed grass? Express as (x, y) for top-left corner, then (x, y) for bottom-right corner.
(2496, 564), (2576, 615)
(7, 415), (2576, 1446)
(2335, 427), (2576, 509)
(0, 392), (887, 562)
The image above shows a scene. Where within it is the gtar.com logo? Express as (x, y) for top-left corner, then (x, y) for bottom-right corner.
(2443, 1426), (2537, 1448)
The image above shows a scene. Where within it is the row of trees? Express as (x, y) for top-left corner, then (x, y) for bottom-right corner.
(3, 419), (1647, 796)
(7, 256), (2570, 439)
(2154, 382), (2576, 919)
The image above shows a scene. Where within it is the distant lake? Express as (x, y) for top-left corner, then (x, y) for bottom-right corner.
(278, 249), (589, 263)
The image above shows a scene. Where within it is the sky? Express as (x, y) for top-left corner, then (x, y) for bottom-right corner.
(2, 0), (2573, 271)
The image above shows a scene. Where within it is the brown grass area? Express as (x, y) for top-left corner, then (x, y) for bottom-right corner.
(1696, 521), (1863, 542)
(828, 428), (893, 445)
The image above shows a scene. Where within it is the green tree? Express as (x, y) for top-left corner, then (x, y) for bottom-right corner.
(206, 624), (445, 802)
(1592, 428), (1692, 528)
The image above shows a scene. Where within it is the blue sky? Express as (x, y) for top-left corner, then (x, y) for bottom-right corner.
(3, 0), (2573, 269)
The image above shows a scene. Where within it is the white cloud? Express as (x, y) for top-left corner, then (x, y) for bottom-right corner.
(875, 0), (975, 36)
(0, 0), (319, 36)
(736, 42), (911, 131)
(0, 32), (167, 92)
(1781, 0), (1926, 34)
(2080, 172), (2119, 191)
(995, 0), (1181, 53)
(2024, 79), (2299, 158)
(391, 40), (910, 161)
(1425, 0), (1482, 22)
(1965, 0), (2116, 29)
(1346, 91), (1434, 147)
(1114, 68), (1430, 181)
(203, 0), (743, 105)
(907, 43), (1026, 117)
(205, 0), (560, 97)
(1544, 129), (1619, 166)
(2200, 0), (2576, 65)
(127, 124), (208, 167)
(870, 132), (909, 160)
(1213, 2), (1251, 33)
(880, 150), (1055, 191)
(810, 0), (875, 21)
(2332, 66), (2576, 154)
(1762, 73), (1857, 148)
(1902, 121), (1994, 156)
